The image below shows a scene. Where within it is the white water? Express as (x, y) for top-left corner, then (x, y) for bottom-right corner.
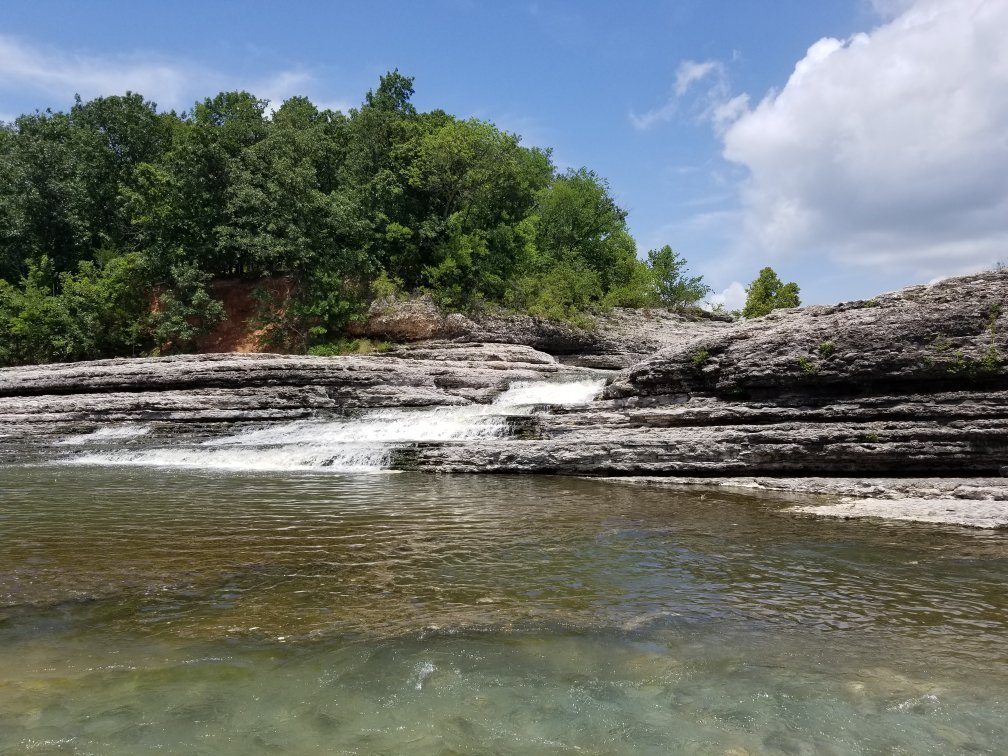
(55, 424), (152, 446)
(64, 379), (604, 473)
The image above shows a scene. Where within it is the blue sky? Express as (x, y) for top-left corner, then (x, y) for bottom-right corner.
(2, 0), (1006, 307)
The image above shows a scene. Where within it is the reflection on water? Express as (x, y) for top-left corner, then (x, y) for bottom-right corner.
(1, 466), (1007, 752)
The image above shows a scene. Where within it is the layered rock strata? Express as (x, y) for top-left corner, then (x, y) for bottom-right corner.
(1, 272), (1006, 488)
(347, 295), (732, 369)
(0, 344), (590, 458)
(409, 272), (1008, 477)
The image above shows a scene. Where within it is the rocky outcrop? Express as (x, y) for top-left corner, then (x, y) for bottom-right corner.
(408, 273), (1008, 477)
(347, 295), (733, 369)
(606, 271), (1007, 400)
(345, 295), (463, 342)
(0, 344), (593, 458)
(1, 272), (1006, 490)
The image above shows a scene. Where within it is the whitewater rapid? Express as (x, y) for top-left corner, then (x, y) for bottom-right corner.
(60, 379), (604, 473)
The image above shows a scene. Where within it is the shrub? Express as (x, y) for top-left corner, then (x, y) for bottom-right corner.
(308, 338), (392, 357)
(148, 262), (225, 354)
(646, 245), (711, 309)
(691, 349), (710, 368)
(742, 267), (800, 318)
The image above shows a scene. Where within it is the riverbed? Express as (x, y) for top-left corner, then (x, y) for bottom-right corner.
(2, 465), (1006, 753)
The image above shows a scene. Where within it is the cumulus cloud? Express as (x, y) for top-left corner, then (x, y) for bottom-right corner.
(720, 0), (1008, 277)
(0, 34), (351, 115)
(705, 280), (747, 312)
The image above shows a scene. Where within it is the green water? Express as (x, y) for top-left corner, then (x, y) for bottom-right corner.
(1, 466), (1006, 753)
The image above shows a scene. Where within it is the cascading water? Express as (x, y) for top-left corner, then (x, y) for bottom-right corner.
(62, 379), (604, 473)
(55, 425), (153, 445)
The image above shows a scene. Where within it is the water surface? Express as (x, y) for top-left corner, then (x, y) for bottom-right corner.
(2, 465), (1006, 753)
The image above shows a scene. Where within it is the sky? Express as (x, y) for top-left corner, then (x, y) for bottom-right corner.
(1, 0), (1006, 308)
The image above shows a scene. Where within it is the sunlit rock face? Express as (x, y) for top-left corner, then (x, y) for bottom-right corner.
(414, 272), (1008, 477)
(0, 272), (1006, 479)
(348, 296), (734, 370)
(606, 271), (1008, 399)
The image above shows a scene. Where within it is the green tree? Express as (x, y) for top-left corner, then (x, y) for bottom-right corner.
(0, 95), (171, 282)
(510, 168), (642, 316)
(532, 169), (630, 288)
(0, 257), (81, 364)
(58, 251), (150, 357)
(364, 69), (417, 115)
(742, 267), (800, 318)
(646, 245), (711, 308)
(0, 253), (150, 365)
(148, 261), (225, 353)
(407, 118), (552, 307)
(1, 75), (708, 362)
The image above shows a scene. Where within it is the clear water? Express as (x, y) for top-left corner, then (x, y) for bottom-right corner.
(1, 466), (1006, 753)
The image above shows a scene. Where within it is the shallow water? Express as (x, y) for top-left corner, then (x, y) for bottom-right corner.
(1, 466), (1006, 753)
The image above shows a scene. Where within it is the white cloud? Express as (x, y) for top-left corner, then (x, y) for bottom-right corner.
(708, 93), (749, 134)
(631, 59), (725, 130)
(630, 98), (678, 131)
(720, 0), (1008, 277)
(675, 60), (719, 96)
(0, 34), (353, 116)
(255, 71), (315, 113)
(705, 281), (746, 312)
(0, 34), (191, 109)
(869, 0), (918, 20)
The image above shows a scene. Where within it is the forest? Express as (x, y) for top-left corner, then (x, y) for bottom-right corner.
(0, 71), (713, 366)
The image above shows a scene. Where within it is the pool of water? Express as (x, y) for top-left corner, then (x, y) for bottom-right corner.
(1, 466), (1006, 753)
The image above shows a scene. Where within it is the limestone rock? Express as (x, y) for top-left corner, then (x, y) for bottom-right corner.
(345, 296), (733, 367)
(606, 271), (1008, 400)
(2, 272), (1007, 487)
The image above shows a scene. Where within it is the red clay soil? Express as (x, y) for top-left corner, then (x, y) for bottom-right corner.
(195, 277), (293, 354)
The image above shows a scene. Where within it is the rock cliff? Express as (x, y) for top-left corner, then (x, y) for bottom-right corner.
(1, 272), (1006, 489)
(347, 295), (732, 369)
(415, 272), (1008, 477)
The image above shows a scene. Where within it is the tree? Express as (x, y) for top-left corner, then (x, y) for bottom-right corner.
(406, 118), (552, 306)
(3, 76), (712, 362)
(529, 168), (639, 296)
(364, 69), (417, 115)
(148, 261), (225, 353)
(742, 267), (800, 318)
(646, 245), (711, 308)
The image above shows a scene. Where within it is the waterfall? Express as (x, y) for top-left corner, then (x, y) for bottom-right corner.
(55, 425), (152, 445)
(62, 379), (604, 473)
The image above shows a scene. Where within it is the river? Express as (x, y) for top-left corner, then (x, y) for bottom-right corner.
(1, 382), (1006, 752)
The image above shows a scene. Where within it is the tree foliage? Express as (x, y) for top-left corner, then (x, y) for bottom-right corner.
(0, 74), (711, 366)
(742, 267), (801, 318)
(646, 245), (711, 308)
